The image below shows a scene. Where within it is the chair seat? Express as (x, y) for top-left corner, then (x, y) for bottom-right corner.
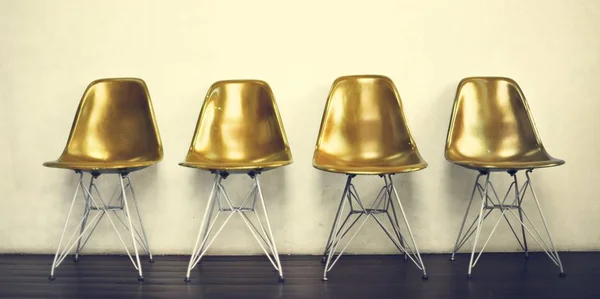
(180, 152), (292, 171)
(43, 160), (159, 172)
(446, 150), (565, 171)
(313, 151), (427, 175)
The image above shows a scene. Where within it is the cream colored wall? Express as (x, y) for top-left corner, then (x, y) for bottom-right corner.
(1, 0), (599, 255)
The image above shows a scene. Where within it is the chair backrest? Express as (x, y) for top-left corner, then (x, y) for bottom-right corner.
(314, 75), (419, 162)
(445, 77), (546, 162)
(58, 78), (163, 163)
(186, 80), (292, 163)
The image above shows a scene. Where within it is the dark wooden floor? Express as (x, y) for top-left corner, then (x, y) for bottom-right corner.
(0, 253), (598, 298)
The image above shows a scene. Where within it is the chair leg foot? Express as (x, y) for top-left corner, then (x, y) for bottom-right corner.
(322, 276), (328, 281)
(321, 256), (327, 264)
(278, 276), (285, 283)
(138, 276), (144, 282)
(467, 274), (472, 279)
(184, 277), (191, 283)
(449, 257), (455, 261)
(48, 275), (55, 281)
(149, 258), (155, 263)
(422, 274), (428, 280)
(73, 257), (79, 263)
(559, 272), (566, 278)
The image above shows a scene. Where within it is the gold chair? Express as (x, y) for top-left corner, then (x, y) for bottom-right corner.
(181, 80), (292, 283)
(44, 78), (162, 281)
(314, 75), (428, 280)
(446, 77), (565, 277)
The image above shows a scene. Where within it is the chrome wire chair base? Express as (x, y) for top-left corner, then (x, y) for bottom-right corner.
(185, 172), (284, 283)
(450, 170), (564, 278)
(321, 174), (427, 281)
(49, 171), (153, 282)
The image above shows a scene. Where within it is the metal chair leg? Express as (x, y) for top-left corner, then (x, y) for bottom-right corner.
(321, 175), (427, 280)
(49, 172), (84, 280)
(386, 175), (427, 279)
(185, 174), (220, 282)
(254, 175), (284, 282)
(450, 170), (564, 278)
(119, 175), (144, 281)
(450, 174), (483, 261)
(126, 177), (154, 263)
(468, 173), (490, 278)
(49, 172), (152, 281)
(321, 175), (352, 263)
(74, 176), (94, 262)
(525, 170), (564, 276)
(185, 173), (284, 283)
(513, 173), (529, 259)
(322, 178), (351, 281)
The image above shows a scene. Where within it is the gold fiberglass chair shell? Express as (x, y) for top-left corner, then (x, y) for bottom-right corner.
(314, 75), (428, 280)
(44, 78), (162, 282)
(446, 77), (565, 278)
(182, 80), (292, 283)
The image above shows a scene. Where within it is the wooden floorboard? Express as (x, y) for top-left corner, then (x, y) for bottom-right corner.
(0, 253), (598, 298)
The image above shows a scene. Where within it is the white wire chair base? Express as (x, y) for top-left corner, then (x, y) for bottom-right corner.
(49, 171), (153, 282)
(450, 169), (564, 278)
(185, 172), (284, 283)
(321, 174), (427, 281)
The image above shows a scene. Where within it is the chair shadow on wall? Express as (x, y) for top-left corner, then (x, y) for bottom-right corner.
(129, 164), (161, 208)
(129, 164), (161, 235)
(258, 166), (289, 232)
(433, 81), (481, 253)
(443, 162), (478, 230)
(52, 171), (83, 246)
